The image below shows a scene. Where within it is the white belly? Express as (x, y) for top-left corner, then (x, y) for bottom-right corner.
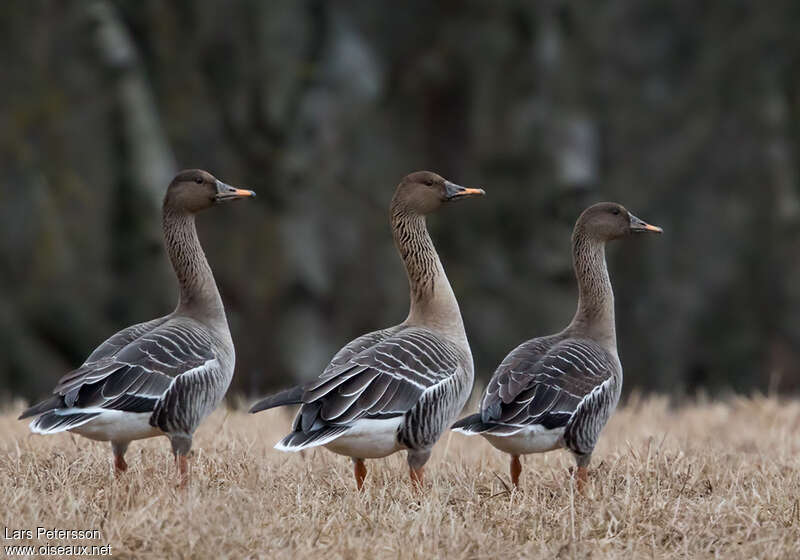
(484, 425), (565, 455)
(70, 410), (163, 442)
(324, 417), (404, 459)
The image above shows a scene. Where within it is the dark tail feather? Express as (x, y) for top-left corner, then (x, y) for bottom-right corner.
(249, 386), (304, 414)
(18, 396), (63, 420)
(274, 426), (349, 451)
(451, 413), (491, 434)
(30, 410), (101, 434)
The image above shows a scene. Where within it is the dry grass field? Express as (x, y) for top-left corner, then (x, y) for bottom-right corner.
(2, 395), (800, 559)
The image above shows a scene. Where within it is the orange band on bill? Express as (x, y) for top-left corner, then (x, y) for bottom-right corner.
(453, 187), (486, 197)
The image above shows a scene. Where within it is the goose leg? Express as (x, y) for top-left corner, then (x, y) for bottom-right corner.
(407, 449), (431, 490)
(576, 466), (588, 492)
(170, 434), (192, 488)
(111, 441), (130, 475)
(510, 454), (522, 488)
(176, 454), (189, 488)
(409, 466), (424, 487)
(353, 458), (367, 490)
(574, 452), (591, 493)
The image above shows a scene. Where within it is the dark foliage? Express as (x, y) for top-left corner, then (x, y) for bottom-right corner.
(2, 1), (800, 399)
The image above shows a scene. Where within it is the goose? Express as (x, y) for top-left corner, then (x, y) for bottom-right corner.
(452, 202), (661, 490)
(250, 171), (484, 489)
(19, 169), (255, 485)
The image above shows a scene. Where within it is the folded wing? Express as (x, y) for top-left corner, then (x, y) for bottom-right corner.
(479, 337), (615, 431)
(294, 326), (462, 433)
(21, 318), (216, 419)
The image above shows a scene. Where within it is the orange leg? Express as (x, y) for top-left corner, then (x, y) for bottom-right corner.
(114, 455), (128, 472)
(575, 465), (588, 493)
(111, 442), (129, 476)
(114, 454), (128, 474)
(510, 455), (522, 488)
(353, 459), (367, 490)
(409, 466), (424, 489)
(176, 454), (189, 488)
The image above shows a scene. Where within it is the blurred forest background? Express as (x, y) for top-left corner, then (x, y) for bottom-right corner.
(3, 0), (800, 402)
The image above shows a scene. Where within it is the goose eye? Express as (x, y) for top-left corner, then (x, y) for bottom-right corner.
(612, 208), (620, 215)
(194, 177), (203, 184)
(424, 180), (434, 187)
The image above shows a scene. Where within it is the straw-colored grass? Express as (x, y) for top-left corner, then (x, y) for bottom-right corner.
(1, 395), (799, 559)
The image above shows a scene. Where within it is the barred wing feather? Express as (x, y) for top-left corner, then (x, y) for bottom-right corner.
(51, 320), (216, 414)
(295, 327), (462, 432)
(481, 338), (615, 430)
(320, 326), (402, 378)
(84, 316), (171, 363)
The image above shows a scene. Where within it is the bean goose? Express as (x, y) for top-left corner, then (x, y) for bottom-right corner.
(250, 171), (484, 489)
(19, 169), (255, 485)
(452, 202), (661, 489)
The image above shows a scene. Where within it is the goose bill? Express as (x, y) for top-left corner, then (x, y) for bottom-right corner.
(215, 180), (256, 202)
(628, 213), (662, 233)
(444, 181), (485, 200)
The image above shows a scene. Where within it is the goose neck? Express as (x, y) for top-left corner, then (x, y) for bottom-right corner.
(567, 229), (616, 350)
(163, 207), (225, 323)
(390, 209), (465, 342)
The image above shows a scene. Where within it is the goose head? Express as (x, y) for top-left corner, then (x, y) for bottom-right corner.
(164, 169), (256, 213)
(577, 202), (662, 241)
(392, 171), (485, 215)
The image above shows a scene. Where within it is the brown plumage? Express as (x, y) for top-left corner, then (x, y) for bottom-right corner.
(20, 169), (255, 487)
(251, 171), (484, 490)
(452, 202), (662, 491)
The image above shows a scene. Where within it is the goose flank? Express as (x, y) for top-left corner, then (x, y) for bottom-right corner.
(19, 169), (255, 486)
(452, 202), (662, 490)
(250, 171), (484, 489)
